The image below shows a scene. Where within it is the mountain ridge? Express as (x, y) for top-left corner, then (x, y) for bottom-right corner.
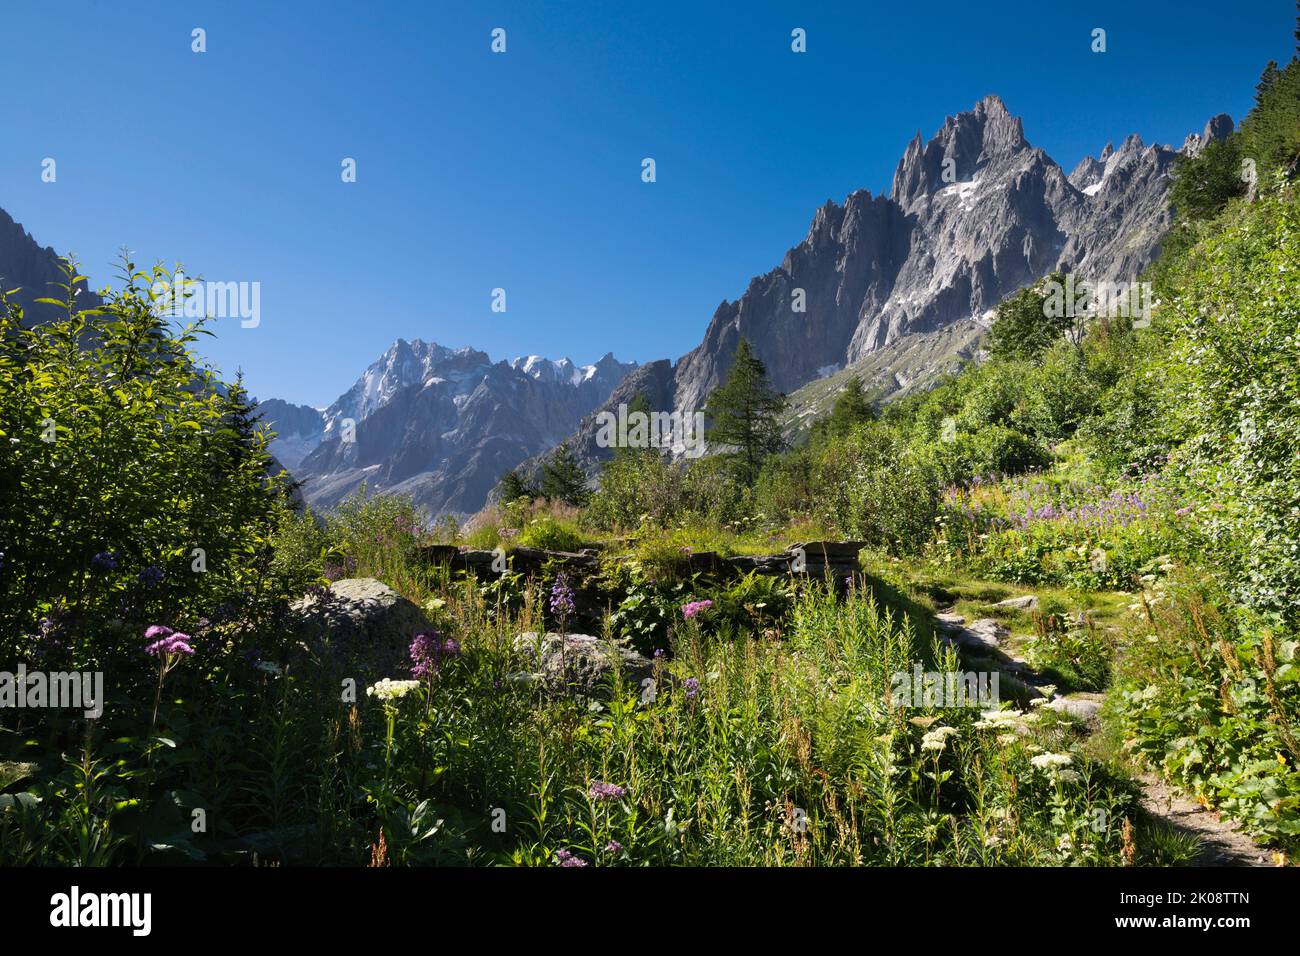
(512, 95), (1233, 490)
(275, 338), (637, 515)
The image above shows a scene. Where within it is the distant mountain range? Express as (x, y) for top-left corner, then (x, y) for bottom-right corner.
(0, 95), (1232, 519)
(257, 340), (636, 515)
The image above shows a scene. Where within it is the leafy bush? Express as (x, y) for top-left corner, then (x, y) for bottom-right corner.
(814, 423), (942, 552)
(933, 425), (1051, 486)
(1024, 598), (1114, 692)
(516, 514), (586, 552)
(0, 259), (297, 675)
(1163, 186), (1300, 620)
(1116, 573), (1300, 847)
(704, 571), (795, 635)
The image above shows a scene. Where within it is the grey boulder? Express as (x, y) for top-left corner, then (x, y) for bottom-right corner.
(292, 577), (430, 672)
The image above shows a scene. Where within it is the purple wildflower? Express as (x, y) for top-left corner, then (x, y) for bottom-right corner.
(139, 565), (164, 587)
(555, 848), (588, 868)
(145, 629), (194, 657)
(681, 599), (713, 619)
(589, 780), (627, 802)
(683, 677), (700, 700)
(91, 551), (117, 572)
(604, 840), (622, 855)
(410, 631), (460, 679)
(550, 573), (576, 619)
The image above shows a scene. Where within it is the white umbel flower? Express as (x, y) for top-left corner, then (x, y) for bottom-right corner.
(367, 678), (421, 701)
(974, 709), (1023, 729)
(1030, 752), (1074, 770)
(921, 726), (959, 752)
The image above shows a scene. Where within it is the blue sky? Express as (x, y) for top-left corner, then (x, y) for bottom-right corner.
(1, 0), (1292, 406)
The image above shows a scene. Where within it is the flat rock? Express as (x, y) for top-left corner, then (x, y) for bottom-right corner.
(991, 595), (1038, 611)
(418, 544), (461, 564)
(934, 614), (1007, 649)
(726, 554), (790, 573)
(789, 541), (866, 562)
(1045, 692), (1106, 722)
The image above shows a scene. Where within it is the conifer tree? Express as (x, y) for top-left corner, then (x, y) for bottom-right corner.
(540, 442), (589, 506)
(703, 338), (786, 485)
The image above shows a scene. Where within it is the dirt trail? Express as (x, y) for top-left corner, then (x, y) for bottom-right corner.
(1136, 772), (1276, 867)
(936, 609), (1280, 867)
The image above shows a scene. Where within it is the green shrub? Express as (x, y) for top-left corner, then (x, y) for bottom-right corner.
(0, 259), (298, 676)
(1163, 186), (1300, 620)
(1116, 572), (1300, 847)
(517, 514), (586, 552)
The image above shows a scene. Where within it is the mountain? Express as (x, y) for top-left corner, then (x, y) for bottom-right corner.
(0, 95), (1234, 519)
(255, 399), (326, 470)
(533, 95), (1233, 476)
(0, 208), (101, 322)
(276, 339), (635, 516)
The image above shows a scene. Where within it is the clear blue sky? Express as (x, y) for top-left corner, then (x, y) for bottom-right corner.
(1, 0), (1292, 406)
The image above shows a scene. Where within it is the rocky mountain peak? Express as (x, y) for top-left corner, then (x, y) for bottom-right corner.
(638, 96), (1234, 434)
(1180, 113), (1235, 157)
(0, 208), (101, 323)
(891, 94), (1028, 207)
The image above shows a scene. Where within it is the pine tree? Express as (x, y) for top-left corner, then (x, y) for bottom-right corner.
(498, 468), (537, 502)
(703, 338), (786, 485)
(826, 377), (876, 433)
(540, 442), (590, 506)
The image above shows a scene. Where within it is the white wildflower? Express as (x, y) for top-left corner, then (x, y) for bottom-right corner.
(366, 678), (421, 701)
(1030, 752), (1074, 771)
(974, 708), (1023, 729)
(921, 726), (958, 751)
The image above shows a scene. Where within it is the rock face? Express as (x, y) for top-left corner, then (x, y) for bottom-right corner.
(538, 97), (1233, 478)
(0, 207), (101, 324)
(666, 97), (1228, 416)
(511, 631), (654, 699)
(272, 339), (635, 516)
(1179, 113), (1235, 158)
(256, 398), (326, 470)
(291, 578), (431, 673)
